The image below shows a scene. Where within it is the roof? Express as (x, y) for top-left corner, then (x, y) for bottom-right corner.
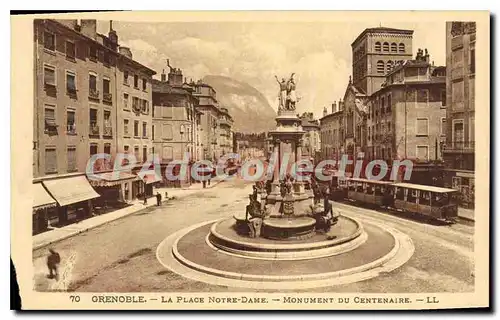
(319, 110), (343, 122)
(392, 183), (458, 193)
(152, 80), (193, 95)
(352, 27), (414, 47)
(45, 19), (156, 75)
(347, 178), (393, 185)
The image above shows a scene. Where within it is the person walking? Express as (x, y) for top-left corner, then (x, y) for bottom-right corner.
(156, 192), (162, 206)
(47, 249), (60, 280)
(143, 193), (147, 205)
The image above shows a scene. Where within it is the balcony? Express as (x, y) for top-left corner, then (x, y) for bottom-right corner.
(89, 123), (100, 136)
(218, 118), (231, 127)
(66, 125), (77, 135)
(89, 89), (100, 100)
(103, 92), (112, 103)
(443, 141), (475, 153)
(103, 126), (113, 138)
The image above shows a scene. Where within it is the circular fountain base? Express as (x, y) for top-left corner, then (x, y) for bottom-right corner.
(208, 216), (364, 260)
(262, 216), (316, 240)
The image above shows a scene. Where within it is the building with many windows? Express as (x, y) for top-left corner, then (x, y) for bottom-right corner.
(320, 101), (344, 162)
(32, 19), (156, 234)
(152, 62), (200, 188)
(443, 21), (476, 208)
(351, 27), (414, 96)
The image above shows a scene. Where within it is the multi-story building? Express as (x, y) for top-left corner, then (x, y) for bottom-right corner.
(218, 107), (234, 156)
(351, 27), (414, 96)
(443, 21), (476, 208)
(366, 50), (447, 182)
(342, 78), (368, 162)
(319, 101), (344, 162)
(32, 19), (157, 234)
(299, 113), (321, 161)
(152, 62), (199, 188)
(192, 80), (221, 162)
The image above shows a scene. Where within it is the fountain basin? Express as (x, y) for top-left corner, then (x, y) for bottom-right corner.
(262, 217), (316, 240)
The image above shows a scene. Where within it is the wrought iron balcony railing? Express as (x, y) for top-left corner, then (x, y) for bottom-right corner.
(89, 123), (100, 136)
(103, 92), (112, 103)
(103, 126), (112, 137)
(89, 89), (100, 100)
(443, 141), (475, 151)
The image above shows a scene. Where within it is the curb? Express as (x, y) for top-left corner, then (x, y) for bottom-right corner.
(33, 180), (224, 251)
(458, 214), (475, 222)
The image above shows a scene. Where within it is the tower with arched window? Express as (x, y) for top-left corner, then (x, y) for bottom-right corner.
(351, 27), (414, 95)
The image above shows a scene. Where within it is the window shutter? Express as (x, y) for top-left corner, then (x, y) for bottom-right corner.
(45, 149), (57, 173)
(67, 148), (76, 171)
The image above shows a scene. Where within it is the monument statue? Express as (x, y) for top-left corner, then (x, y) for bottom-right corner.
(275, 73), (296, 111)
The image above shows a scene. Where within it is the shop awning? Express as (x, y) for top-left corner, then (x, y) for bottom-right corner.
(88, 171), (138, 187)
(43, 176), (100, 207)
(142, 173), (163, 185)
(33, 183), (56, 211)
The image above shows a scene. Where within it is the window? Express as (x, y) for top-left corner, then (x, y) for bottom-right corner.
(134, 146), (140, 162)
(407, 189), (417, 203)
(89, 73), (97, 92)
(386, 61), (394, 72)
(44, 65), (56, 86)
(398, 43), (405, 53)
(391, 43), (397, 52)
(383, 42), (389, 52)
(89, 109), (98, 135)
(90, 144), (98, 157)
(143, 146), (147, 162)
(66, 41), (75, 59)
(132, 97), (140, 111)
(123, 93), (129, 109)
(103, 52), (110, 66)
(142, 122), (147, 137)
(103, 78), (110, 94)
(417, 89), (429, 104)
(134, 120), (139, 137)
(152, 125), (155, 140)
(123, 71), (129, 84)
(162, 124), (173, 140)
(45, 148), (57, 173)
(104, 144), (111, 156)
(142, 78), (147, 91)
(387, 121), (391, 132)
(374, 42), (381, 52)
(89, 46), (98, 61)
(470, 48), (475, 74)
(124, 119), (129, 136)
(124, 145), (129, 154)
(44, 31), (55, 51)
(441, 118), (446, 136)
(67, 147), (77, 172)
(416, 118), (429, 136)
(416, 146), (429, 161)
(134, 75), (139, 88)
(387, 94), (392, 112)
(453, 120), (464, 144)
(162, 146), (173, 160)
(44, 107), (57, 132)
(103, 110), (111, 133)
(66, 110), (76, 134)
(377, 60), (384, 74)
(66, 71), (76, 93)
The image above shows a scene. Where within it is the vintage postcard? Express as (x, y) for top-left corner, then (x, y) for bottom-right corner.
(11, 11), (489, 310)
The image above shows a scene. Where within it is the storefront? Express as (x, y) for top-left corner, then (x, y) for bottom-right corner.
(32, 183), (57, 235)
(42, 175), (100, 226)
(88, 171), (138, 206)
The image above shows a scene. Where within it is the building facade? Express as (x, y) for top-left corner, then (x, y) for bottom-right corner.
(218, 107), (234, 157)
(152, 63), (200, 188)
(319, 102), (344, 162)
(351, 27), (414, 96)
(32, 19), (157, 234)
(443, 21), (476, 208)
(299, 113), (321, 160)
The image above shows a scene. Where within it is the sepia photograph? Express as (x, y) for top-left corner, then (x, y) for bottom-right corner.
(10, 10), (489, 310)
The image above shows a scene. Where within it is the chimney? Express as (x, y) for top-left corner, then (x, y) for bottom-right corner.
(323, 107), (328, 117)
(108, 20), (118, 48)
(80, 19), (97, 40)
(161, 69), (166, 82)
(339, 99), (344, 111)
(332, 101), (337, 113)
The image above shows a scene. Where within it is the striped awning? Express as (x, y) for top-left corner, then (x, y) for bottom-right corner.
(88, 171), (138, 187)
(43, 176), (100, 207)
(33, 183), (56, 211)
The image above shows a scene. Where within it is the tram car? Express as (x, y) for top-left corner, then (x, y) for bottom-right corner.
(339, 178), (459, 224)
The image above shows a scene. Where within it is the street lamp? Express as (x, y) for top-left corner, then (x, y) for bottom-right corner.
(180, 124), (185, 158)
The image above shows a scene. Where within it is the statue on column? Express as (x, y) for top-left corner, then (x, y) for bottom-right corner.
(275, 75), (287, 111)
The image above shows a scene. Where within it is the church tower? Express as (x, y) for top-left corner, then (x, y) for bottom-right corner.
(351, 27), (414, 95)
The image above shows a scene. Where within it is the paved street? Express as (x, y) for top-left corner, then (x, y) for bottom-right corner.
(33, 177), (474, 293)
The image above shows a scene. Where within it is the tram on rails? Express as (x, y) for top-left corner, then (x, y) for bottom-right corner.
(330, 177), (460, 224)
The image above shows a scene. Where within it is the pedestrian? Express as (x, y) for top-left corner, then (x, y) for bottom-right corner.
(46, 249), (60, 280)
(156, 192), (161, 206)
(143, 194), (147, 205)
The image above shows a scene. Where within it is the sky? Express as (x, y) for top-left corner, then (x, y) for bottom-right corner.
(97, 20), (446, 118)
